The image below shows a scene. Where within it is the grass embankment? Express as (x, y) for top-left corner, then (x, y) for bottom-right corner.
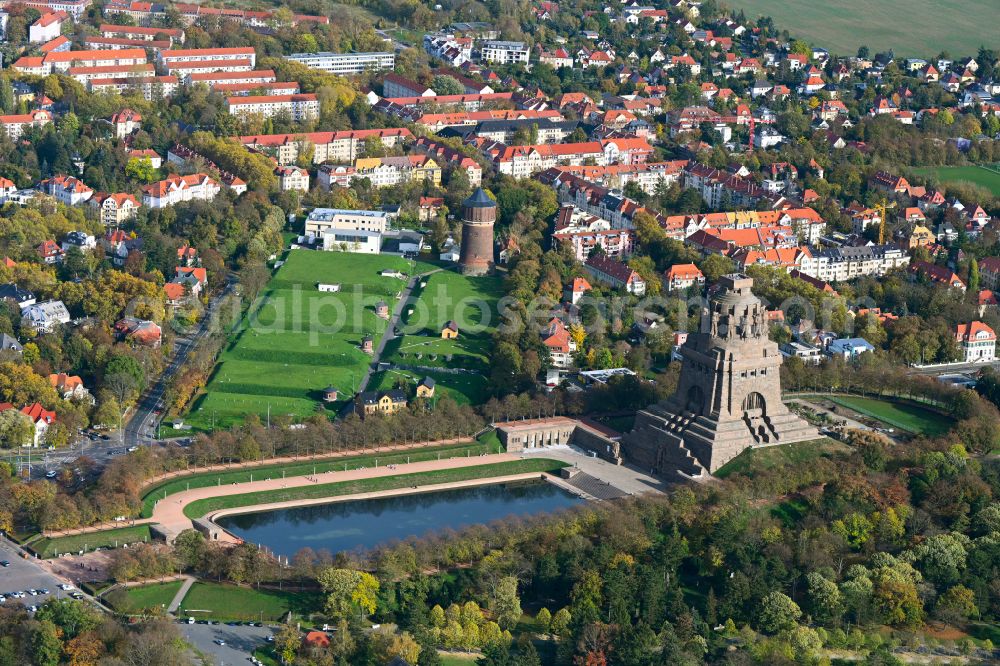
(827, 396), (953, 436)
(140, 442), (498, 517)
(32, 524), (153, 559)
(714, 438), (849, 479)
(110, 580), (185, 613)
(185, 458), (568, 519)
(178, 582), (321, 622)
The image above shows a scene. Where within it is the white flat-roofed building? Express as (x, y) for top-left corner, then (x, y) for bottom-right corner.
(286, 51), (395, 75)
(305, 208), (391, 236)
(226, 94), (319, 121)
(321, 229), (381, 254)
(480, 40), (529, 64)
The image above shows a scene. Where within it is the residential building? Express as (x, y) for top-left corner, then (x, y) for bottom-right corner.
(49, 372), (92, 401)
(826, 337), (875, 359)
(382, 73), (434, 98)
(0, 403), (56, 446)
(480, 40), (529, 64)
(909, 260), (966, 291)
(240, 128), (412, 165)
(584, 254), (646, 295)
(779, 341), (823, 365)
(551, 205), (635, 261)
(159, 46), (256, 68)
(29, 11), (66, 43)
(665, 263), (705, 291)
(355, 390), (407, 416)
(114, 317), (162, 346)
(37, 240), (64, 264)
(275, 165), (309, 192)
(541, 318), (577, 368)
(40, 175), (94, 206)
(89, 192), (139, 226)
(564, 277), (592, 305)
(12, 48), (147, 75)
(0, 109), (52, 139)
(226, 93), (319, 121)
(955, 322), (996, 363)
(21, 300), (70, 332)
(142, 173), (220, 208)
(321, 229), (381, 254)
(285, 51), (395, 75)
(805, 245), (910, 283)
(110, 108), (142, 138)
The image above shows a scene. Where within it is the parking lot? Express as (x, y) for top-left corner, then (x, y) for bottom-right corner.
(180, 622), (275, 665)
(0, 538), (80, 611)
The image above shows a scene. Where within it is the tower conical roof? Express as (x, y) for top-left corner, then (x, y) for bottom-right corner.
(464, 187), (495, 208)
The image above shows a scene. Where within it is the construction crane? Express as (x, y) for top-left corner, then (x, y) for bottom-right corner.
(875, 199), (898, 245)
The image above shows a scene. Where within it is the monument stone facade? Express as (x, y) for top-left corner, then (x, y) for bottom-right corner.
(622, 274), (817, 477)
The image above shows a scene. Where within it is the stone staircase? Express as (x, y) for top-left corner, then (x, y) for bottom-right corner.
(562, 472), (628, 501)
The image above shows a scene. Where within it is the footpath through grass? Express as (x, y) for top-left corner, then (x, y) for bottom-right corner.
(184, 458), (567, 519)
(33, 524), (153, 559)
(178, 581), (321, 622)
(827, 396), (952, 436)
(109, 580), (185, 614)
(140, 442), (497, 517)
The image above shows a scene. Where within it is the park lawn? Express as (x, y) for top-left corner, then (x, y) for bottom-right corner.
(178, 582), (321, 622)
(184, 251), (418, 430)
(715, 438), (850, 479)
(368, 367), (490, 406)
(139, 442), (498, 517)
(911, 165), (1000, 197)
(401, 269), (506, 334)
(33, 524), (153, 559)
(183, 458), (568, 519)
(722, 0), (992, 57)
(113, 580), (184, 613)
(439, 654), (480, 666)
(827, 396), (953, 436)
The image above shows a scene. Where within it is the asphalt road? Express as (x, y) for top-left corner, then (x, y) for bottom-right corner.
(125, 280), (236, 447)
(179, 622), (275, 665)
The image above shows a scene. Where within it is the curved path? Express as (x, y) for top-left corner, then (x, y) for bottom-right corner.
(151, 452), (519, 540)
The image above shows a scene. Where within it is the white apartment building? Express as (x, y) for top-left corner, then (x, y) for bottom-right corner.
(305, 208), (391, 236)
(159, 47), (256, 68)
(239, 128), (412, 165)
(29, 11), (65, 43)
(185, 69), (276, 87)
(88, 75), (178, 99)
(226, 94), (319, 121)
(12, 47), (147, 75)
(142, 173), (220, 208)
(956, 322), (996, 363)
(804, 245), (910, 283)
(69, 63), (155, 83)
(165, 59), (254, 76)
(0, 109), (52, 139)
(275, 165), (309, 192)
(285, 51), (395, 75)
(480, 40), (529, 64)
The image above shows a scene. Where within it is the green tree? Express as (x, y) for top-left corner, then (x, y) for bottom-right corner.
(274, 624), (301, 665)
(491, 577), (522, 631)
(536, 607), (551, 634)
(31, 620), (63, 666)
(968, 258), (980, 295)
(805, 572), (843, 623)
(317, 568), (380, 620)
(550, 607), (571, 636)
(758, 592), (802, 633)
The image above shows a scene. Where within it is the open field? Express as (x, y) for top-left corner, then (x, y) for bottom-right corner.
(185, 251), (420, 430)
(827, 396), (953, 436)
(715, 438), (850, 479)
(723, 0), (995, 57)
(911, 165), (1000, 197)
(33, 525), (153, 559)
(178, 582), (321, 622)
(139, 442), (497, 517)
(183, 458), (567, 518)
(381, 269), (504, 404)
(110, 580), (185, 614)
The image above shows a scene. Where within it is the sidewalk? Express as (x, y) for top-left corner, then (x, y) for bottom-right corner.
(167, 576), (196, 613)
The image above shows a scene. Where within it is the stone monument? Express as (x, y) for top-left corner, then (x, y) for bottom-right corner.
(622, 274), (817, 478)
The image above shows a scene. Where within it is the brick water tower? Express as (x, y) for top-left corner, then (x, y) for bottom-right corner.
(458, 188), (496, 276)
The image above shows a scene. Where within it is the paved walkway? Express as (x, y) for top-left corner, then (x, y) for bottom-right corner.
(167, 576), (196, 613)
(152, 452), (519, 539)
(519, 446), (669, 496)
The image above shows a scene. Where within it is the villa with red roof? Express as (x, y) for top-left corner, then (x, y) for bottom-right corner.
(955, 322), (996, 363)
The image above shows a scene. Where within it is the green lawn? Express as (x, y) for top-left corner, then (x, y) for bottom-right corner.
(723, 0), (994, 57)
(185, 251), (419, 430)
(381, 269), (504, 405)
(111, 580), (184, 613)
(827, 396), (953, 436)
(139, 442), (498, 518)
(911, 165), (1000, 197)
(178, 582), (321, 622)
(183, 458), (567, 519)
(715, 438), (849, 479)
(439, 655), (481, 666)
(32, 524), (153, 559)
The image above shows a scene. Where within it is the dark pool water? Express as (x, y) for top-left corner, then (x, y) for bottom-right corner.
(216, 481), (582, 557)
